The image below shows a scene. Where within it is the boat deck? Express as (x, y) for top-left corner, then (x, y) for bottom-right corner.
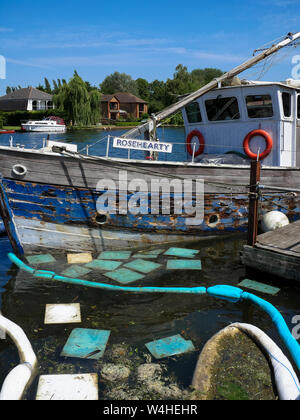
(241, 220), (300, 282)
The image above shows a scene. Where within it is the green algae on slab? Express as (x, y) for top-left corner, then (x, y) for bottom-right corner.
(164, 248), (199, 258)
(61, 328), (110, 360)
(145, 335), (195, 359)
(133, 249), (165, 258)
(27, 254), (56, 265)
(103, 268), (145, 284)
(61, 265), (92, 278)
(166, 259), (202, 270)
(124, 259), (161, 274)
(97, 251), (132, 260)
(238, 279), (280, 296)
(85, 260), (122, 271)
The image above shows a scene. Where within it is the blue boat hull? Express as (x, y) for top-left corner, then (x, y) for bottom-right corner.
(0, 145), (300, 253)
(1, 177), (300, 253)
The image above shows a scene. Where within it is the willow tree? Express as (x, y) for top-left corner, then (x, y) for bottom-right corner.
(89, 89), (101, 125)
(54, 71), (101, 126)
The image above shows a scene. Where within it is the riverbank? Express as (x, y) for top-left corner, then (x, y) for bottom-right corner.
(68, 123), (184, 131)
(3, 123), (184, 134)
(2, 126), (22, 132)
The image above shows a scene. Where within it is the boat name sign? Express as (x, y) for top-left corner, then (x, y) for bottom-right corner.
(113, 137), (173, 153)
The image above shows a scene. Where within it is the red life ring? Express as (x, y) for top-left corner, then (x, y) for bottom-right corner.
(243, 129), (273, 161)
(186, 130), (205, 157)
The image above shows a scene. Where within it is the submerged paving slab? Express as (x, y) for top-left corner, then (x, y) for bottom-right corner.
(133, 249), (165, 258)
(61, 265), (92, 278)
(166, 259), (202, 270)
(85, 259), (122, 271)
(124, 259), (161, 274)
(61, 328), (110, 360)
(44, 303), (81, 324)
(103, 268), (145, 284)
(97, 251), (132, 260)
(238, 279), (280, 296)
(36, 373), (98, 400)
(132, 253), (157, 259)
(164, 247), (199, 258)
(26, 254), (56, 265)
(145, 334), (195, 359)
(67, 253), (93, 264)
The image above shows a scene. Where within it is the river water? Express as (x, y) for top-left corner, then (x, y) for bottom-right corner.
(0, 128), (299, 400)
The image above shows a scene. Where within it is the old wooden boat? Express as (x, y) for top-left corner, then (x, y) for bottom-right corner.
(1, 32), (300, 255)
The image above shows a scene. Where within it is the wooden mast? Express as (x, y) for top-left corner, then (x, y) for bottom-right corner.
(122, 32), (300, 139)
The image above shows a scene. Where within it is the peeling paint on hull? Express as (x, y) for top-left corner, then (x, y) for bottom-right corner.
(2, 177), (300, 253)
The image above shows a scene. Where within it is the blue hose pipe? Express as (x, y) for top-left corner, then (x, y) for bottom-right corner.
(7, 252), (300, 372)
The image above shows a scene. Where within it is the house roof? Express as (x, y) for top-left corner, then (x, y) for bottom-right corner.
(101, 94), (116, 102)
(0, 87), (53, 102)
(101, 92), (147, 104)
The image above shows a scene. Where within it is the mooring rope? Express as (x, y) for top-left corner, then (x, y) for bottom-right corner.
(60, 150), (251, 192)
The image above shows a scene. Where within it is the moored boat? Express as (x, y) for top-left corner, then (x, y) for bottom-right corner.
(21, 116), (66, 133)
(1, 32), (300, 255)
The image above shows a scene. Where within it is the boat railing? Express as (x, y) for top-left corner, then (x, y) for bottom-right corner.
(80, 134), (250, 163)
(0, 312), (38, 400)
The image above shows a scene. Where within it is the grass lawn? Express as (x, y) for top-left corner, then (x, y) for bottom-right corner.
(2, 126), (21, 130)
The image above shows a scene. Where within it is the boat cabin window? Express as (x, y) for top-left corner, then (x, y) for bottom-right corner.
(185, 102), (202, 123)
(282, 92), (291, 117)
(246, 94), (273, 118)
(205, 96), (240, 121)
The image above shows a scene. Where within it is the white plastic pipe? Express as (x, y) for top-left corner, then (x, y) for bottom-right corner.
(231, 323), (300, 401)
(0, 313), (38, 400)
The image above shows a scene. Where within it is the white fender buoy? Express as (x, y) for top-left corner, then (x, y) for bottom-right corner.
(0, 313), (38, 400)
(261, 211), (289, 233)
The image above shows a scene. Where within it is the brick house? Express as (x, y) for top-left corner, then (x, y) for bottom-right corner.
(0, 87), (54, 111)
(100, 92), (148, 121)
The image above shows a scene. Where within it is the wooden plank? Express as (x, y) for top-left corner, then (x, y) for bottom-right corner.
(241, 245), (300, 282)
(1, 147), (300, 192)
(255, 243), (300, 258)
(256, 220), (300, 256)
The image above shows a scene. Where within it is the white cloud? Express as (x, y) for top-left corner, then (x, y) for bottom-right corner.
(6, 57), (50, 69)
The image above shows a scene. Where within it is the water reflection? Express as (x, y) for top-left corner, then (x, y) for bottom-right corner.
(0, 127), (187, 162)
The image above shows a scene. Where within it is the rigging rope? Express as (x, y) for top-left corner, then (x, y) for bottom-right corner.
(61, 150), (251, 191)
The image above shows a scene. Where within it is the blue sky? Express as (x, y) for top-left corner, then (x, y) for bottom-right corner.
(0, 0), (300, 95)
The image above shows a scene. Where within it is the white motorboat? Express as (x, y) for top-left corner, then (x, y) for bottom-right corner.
(21, 116), (66, 133)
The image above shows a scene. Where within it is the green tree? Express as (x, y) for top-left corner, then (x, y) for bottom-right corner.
(52, 80), (59, 94)
(136, 78), (150, 102)
(85, 81), (98, 92)
(44, 78), (52, 94)
(0, 114), (6, 128)
(100, 72), (138, 95)
(54, 71), (101, 126)
(89, 89), (102, 125)
(191, 68), (224, 88)
(36, 83), (47, 92)
(165, 64), (197, 106)
(148, 80), (166, 114)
